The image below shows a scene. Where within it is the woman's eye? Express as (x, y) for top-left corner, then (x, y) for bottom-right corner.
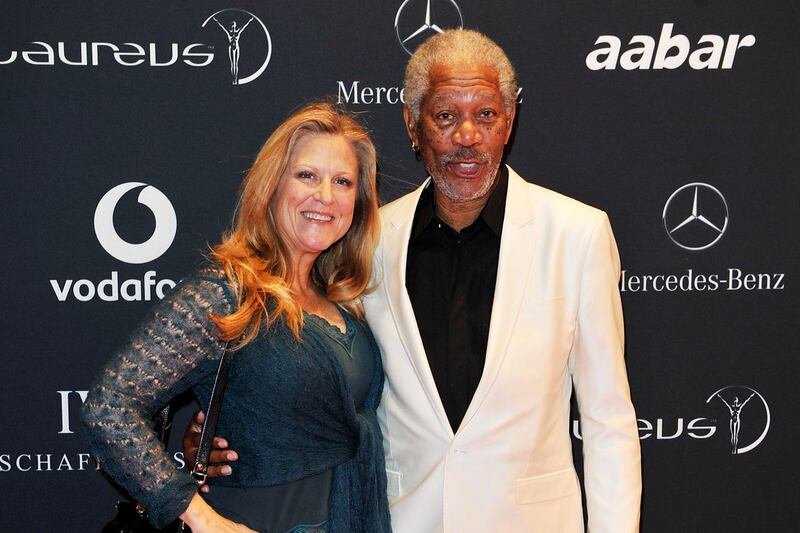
(334, 177), (353, 187)
(297, 171), (315, 180)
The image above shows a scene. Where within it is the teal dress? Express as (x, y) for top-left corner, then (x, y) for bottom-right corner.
(82, 265), (391, 533)
(202, 312), (377, 533)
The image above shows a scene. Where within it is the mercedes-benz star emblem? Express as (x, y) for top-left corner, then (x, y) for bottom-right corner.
(662, 182), (729, 251)
(394, 0), (464, 56)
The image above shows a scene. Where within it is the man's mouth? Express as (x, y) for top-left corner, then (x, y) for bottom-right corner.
(440, 148), (491, 179)
(448, 161), (483, 178)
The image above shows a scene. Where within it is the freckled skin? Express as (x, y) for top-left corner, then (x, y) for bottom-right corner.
(404, 62), (515, 230)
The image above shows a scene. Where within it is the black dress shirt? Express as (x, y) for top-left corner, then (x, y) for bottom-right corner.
(405, 167), (508, 431)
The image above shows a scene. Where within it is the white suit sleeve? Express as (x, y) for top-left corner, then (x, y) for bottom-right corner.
(569, 213), (641, 533)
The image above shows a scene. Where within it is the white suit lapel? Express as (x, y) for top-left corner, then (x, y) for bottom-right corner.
(459, 168), (538, 431)
(383, 180), (454, 437)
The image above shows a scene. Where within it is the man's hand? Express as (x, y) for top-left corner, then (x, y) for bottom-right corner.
(182, 411), (238, 493)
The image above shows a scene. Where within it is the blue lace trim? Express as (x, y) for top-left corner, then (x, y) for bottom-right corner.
(284, 521), (327, 533)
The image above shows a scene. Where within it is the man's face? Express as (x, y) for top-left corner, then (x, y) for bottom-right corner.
(405, 62), (515, 203)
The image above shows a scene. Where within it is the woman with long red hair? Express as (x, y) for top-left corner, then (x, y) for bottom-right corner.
(83, 102), (390, 533)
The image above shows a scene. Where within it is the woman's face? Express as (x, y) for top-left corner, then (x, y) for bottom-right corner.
(272, 133), (360, 263)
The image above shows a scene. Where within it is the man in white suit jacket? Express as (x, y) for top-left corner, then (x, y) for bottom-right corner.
(362, 30), (641, 532)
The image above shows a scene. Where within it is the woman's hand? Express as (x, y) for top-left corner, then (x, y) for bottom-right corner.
(180, 493), (257, 533)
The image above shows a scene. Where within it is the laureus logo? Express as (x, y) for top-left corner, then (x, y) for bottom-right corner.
(94, 182), (177, 264)
(706, 386), (770, 455)
(0, 8), (272, 87)
(394, 0), (464, 55)
(202, 9), (272, 86)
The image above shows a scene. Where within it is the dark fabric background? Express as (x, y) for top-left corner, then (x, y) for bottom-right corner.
(1, 1), (797, 531)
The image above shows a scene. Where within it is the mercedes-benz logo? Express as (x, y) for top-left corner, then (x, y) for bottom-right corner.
(662, 182), (729, 251)
(394, 0), (464, 56)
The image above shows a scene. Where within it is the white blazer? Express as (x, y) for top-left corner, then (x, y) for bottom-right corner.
(363, 167), (641, 533)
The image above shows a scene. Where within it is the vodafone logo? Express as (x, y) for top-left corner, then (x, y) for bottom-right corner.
(94, 182), (177, 264)
(50, 182), (177, 302)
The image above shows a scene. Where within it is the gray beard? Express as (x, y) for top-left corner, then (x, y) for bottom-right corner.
(430, 162), (499, 203)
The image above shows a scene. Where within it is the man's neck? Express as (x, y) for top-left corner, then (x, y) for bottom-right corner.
(433, 175), (502, 232)
(433, 191), (487, 232)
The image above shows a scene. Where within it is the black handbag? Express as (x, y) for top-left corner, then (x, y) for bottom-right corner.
(101, 500), (186, 533)
(102, 345), (233, 533)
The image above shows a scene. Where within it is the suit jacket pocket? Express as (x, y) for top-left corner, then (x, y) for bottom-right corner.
(516, 467), (579, 505)
(386, 469), (403, 498)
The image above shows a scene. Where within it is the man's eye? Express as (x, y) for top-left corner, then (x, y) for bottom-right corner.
(480, 110), (497, 118)
(436, 112), (453, 121)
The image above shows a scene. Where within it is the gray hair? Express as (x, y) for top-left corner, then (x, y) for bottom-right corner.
(403, 29), (518, 122)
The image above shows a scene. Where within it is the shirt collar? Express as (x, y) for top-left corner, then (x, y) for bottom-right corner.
(479, 165), (508, 237)
(410, 165), (508, 240)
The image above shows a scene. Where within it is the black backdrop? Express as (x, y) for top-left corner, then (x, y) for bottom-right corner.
(2, 1), (798, 531)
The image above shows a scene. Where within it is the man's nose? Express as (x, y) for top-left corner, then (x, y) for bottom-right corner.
(452, 118), (482, 147)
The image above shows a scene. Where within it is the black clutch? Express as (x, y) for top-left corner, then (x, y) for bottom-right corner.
(101, 500), (188, 533)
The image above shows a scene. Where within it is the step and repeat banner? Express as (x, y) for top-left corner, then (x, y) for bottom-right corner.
(1, 1), (797, 531)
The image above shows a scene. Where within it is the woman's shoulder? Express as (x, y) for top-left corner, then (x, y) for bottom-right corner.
(169, 261), (237, 315)
(190, 261), (229, 285)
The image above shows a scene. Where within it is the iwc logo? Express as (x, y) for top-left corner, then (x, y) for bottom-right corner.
(706, 386), (770, 455)
(94, 182), (177, 264)
(394, 0), (464, 55)
(202, 9), (272, 85)
(662, 182), (729, 251)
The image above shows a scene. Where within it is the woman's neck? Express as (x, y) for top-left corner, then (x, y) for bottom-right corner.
(288, 253), (324, 304)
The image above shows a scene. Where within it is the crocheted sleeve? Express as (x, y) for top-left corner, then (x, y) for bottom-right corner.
(82, 269), (235, 527)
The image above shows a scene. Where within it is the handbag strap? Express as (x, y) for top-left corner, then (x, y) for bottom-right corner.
(190, 342), (233, 484)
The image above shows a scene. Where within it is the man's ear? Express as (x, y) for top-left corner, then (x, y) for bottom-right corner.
(403, 105), (418, 145)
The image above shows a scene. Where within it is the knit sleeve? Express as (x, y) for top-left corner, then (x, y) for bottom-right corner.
(82, 269), (235, 527)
